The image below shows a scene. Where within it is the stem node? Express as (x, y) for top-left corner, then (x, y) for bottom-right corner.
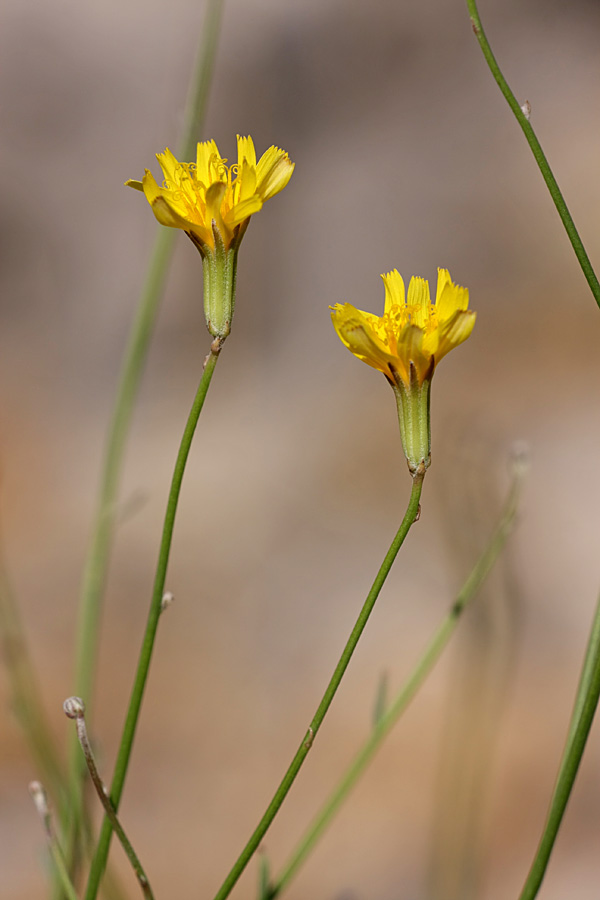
(303, 727), (315, 750)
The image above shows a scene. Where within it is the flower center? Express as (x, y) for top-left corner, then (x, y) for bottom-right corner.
(384, 303), (439, 336)
(160, 156), (245, 224)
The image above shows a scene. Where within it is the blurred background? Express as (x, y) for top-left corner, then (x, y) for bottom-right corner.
(1, 0), (600, 898)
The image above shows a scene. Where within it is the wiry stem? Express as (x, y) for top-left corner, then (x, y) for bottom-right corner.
(85, 343), (223, 900)
(211, 469), (426, 900)
(268, 454), (526, 897)
(518, 591), (600, 899)
(465, 0), (600, 309)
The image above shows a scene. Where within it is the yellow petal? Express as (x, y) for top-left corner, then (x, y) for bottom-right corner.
(435, 270), (469, 320)
(141, 169), (166, 207)
(205, 182), (230, 242)
(406, 276), (431, 328)
(196, 139), (222, 185)
(381, 270), (405, 315)
(141, 170), (190, 230)
(256, 147), (295, 200)
(435, 268), (452, 305)
(435, 310), (477, 362)
(397, 323), (430, 382)
(156, 148), (184, 188)
(125, 179), (144, 191)
(224, 195), (263, 227)
(421, 328), (440, 358)
(236, 135), (257, 170)
(236, 159), (258, 203)
(330, 303), (395, 375)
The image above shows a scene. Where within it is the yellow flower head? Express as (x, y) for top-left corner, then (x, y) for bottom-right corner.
(126, 135), (294, 252)
(331, 268), (475, 387)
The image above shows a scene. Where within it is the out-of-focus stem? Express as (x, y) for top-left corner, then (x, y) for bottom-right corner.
(0, 560), (66, 805)
(30, 781), (80, 900)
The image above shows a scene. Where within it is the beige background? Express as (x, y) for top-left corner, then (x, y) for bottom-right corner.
(1, 0), (600, 898)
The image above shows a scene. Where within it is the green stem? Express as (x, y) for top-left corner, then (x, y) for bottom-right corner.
(30, 782), (80, 900)
(269, 462), (525, 898)
(0, 557), (126, 900)
(465, 0), (600, 310)
(211, 470), (426, 900)
(0, 561), (67, 806)
(518, 590), (600, 900)
(84, 344), (223, 900)
(66, 0), (223, 868)
(49, 840), (81, 900)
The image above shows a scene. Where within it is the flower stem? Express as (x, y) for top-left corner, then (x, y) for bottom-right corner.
(518, 590), (600, 900)
(211, 470), (426, 900)
(465, 0), (600, 310)
(268, 458), (526, 898)
(66, 0), (223, 867)
(84, 343), (223, 900)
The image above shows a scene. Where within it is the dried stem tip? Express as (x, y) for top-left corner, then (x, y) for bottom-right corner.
(63, 696), (86, 719)
(29, 780), (49, 815)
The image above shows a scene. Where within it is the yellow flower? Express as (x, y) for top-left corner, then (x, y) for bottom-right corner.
(331, 268), (475, 388)
(126, 136), (294, 340)
(125, 135), (294, 253)
(331, 268), (476, 474)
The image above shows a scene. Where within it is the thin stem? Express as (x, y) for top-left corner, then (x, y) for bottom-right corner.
(0, 560), (67, 805)
(67, 0), (224, 853)
(65, 698), (154, 900)
(518, 590), (600, 900)
(49, 847), (81, 900)
(211, 470), (426, 900)
(269, 460), (525, 898)
(30, 782), (80, 900)
(84, 344), (223, 900)
(465, 0), (600, 309)
(257, 853), (271, 900)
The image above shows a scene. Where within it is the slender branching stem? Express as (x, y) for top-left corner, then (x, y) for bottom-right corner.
(211, 469), (426, 900)
(269, 457), (526, 897)
(465, 0), (600, 309)
(84, 343), (223, 900)
(518, 591), (600, 900)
